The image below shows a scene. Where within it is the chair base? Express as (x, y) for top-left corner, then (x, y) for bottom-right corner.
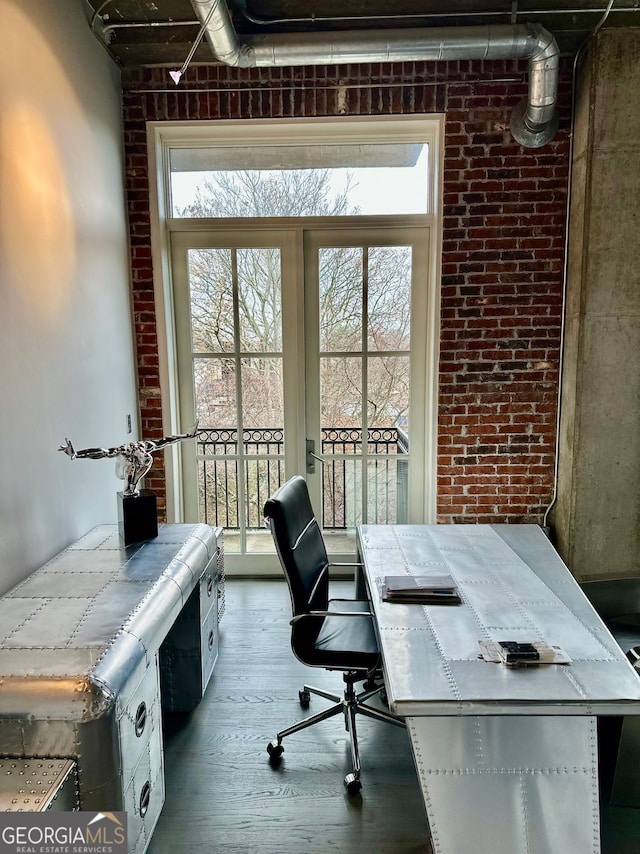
(267, 671), (405, 793)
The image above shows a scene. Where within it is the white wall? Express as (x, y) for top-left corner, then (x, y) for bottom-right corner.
(0, 0), (138, 594)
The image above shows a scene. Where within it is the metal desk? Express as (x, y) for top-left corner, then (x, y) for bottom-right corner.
(356, 524), (640, 854)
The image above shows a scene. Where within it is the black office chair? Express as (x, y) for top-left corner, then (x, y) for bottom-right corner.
(263, 475), (405, 794)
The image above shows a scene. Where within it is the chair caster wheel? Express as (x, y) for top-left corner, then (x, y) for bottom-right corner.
(267, 741), (284, 761)
(363, 678), (377, 691)
(299, 689), (310, 708)
(344, 773), (362, 795)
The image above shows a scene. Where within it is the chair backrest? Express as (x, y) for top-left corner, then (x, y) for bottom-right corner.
(264, 477), (330, 655)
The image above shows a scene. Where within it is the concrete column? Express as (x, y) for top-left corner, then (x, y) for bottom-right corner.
(552, 28), (640, 581)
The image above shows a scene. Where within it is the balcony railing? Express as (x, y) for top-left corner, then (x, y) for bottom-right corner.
(196, 426), (409, 531)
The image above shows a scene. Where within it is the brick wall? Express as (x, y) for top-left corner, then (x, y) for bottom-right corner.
(122, 59), (570, 523)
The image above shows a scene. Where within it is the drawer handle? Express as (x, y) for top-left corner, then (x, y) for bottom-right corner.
(139, 780), (151, 817)
(208, 630), (215, 651)
(207, 576), (214, 597)
(134, 702), (147, 737)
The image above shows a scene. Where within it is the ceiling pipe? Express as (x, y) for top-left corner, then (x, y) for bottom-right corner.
(188, 0), (559, 147)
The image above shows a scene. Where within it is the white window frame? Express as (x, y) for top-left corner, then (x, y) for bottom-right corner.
(147, 115), (444, 525)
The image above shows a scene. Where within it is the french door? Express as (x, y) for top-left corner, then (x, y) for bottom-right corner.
(171, 222), (435, 572)
(303, 228), (431, 559)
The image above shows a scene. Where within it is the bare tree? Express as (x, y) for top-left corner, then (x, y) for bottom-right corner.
(177, 168), (354, 219)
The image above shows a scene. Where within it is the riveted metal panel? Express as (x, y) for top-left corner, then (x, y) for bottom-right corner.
(123, 733), (165, 854)
(408, 715), (600, 854)
(0, 675), (108, 720)
(2, 599), (94, 648)
(200, 585), (219, 690)
(358, 524), (640, 717)
(200, 552), (220, 625)
(92, 630), (150, 708)
(0, 758), (78, 812)
(119, 576), (184, 652)
(118, 656), (163, 791)
(7, 570), (116, 599)
(0, 647), (99, 677)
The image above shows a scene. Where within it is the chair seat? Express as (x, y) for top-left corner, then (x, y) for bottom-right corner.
(311, 598), (380, 671)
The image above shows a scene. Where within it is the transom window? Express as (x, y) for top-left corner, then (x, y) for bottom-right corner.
(169, 142), (429, 217)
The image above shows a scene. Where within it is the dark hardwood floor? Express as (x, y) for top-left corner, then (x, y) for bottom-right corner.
(148, 579), (640, 854)
(148, 579), (431, 854)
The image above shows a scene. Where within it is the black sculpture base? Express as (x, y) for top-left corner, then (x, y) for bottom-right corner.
(118, 489), (158, 546)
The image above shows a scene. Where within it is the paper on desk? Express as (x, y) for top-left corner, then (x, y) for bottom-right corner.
(478, 640), (572, 666)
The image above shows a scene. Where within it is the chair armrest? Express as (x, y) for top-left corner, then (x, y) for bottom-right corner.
(290, 609), (373, 625)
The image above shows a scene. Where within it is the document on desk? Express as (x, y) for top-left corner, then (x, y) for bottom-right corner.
(382, 574), (461, 605)
(478, 639), (572, 666)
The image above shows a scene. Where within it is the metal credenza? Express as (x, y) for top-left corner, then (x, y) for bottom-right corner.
(0, 523), (224, 854)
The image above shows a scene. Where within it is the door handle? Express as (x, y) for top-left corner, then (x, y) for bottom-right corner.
(306, 439), (324, 474)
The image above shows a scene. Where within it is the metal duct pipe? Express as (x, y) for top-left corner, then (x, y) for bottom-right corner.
(191, 0), (247, 67)
(189, 0), (560, 147)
